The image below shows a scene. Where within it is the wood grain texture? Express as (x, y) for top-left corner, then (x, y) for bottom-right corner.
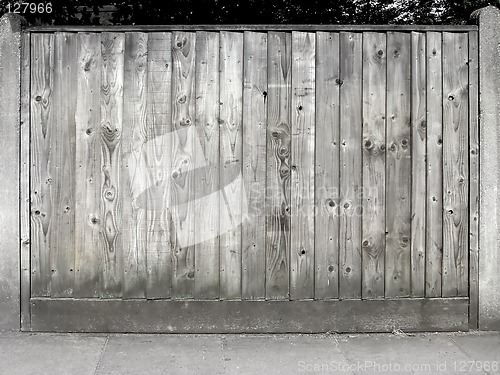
(171, 31), (197, 298)
(442, 32), (468, 297)
(385, 32), (411, 298)
(314, 32), (340, 299)
(241, 31), (267, 299)
(122, 32), (149, 299)
(410, 32), (426, 297)
(219, 31), (244, 300)
(20, 31), (31, 330)
(425, 32), (443, 298)
(266, 32), (292, 300)
(339, 32), (362, 299)
(361, 32), (386, 299)
(290, 31), (315, 300)
(194, 31), (220, 299)
(74, 32), (103, 298)
(100, 32), (124, 297)
(145, 32), (173, 299)
(30, 33), (54, 297)
(468, 30), (479, 328)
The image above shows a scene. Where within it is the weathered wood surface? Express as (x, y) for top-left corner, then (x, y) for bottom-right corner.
(290, 31), (315, 300)
(30, 33), (54, 297)
(219, 31), (244, 300)
(468, 30), (479, 328)
(74, 32), (103, 298)
(339, 32), (362, 299)
(410, 32), (426, 297)
(194, 31), (220, 299)
(145, 32), (173, 299)
(361, 32), (386, 299)
(20, 31), (31, 330)
(27, 30), (476, 310)
(425, 32), (443, 298)
(314, 32), (340, 299)
(30, 298), (469, 333)
(242, 31), (267, 299)
(122, 32), (149, 299)
(385, 32), (411, 298)
(171, 31), (196, 298)
(442, 32), (469, 297)
(100, 32), (124, 297)
(266, 32), (292, 300)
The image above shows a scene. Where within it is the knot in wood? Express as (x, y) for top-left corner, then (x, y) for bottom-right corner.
(35, 95), (42, 102)
(178, 95), (187, 104)
(377, 49), (384, 56)
(326, 198), (335, 208)
(328, 265), (335, 272)
(335, 78), (343, 86)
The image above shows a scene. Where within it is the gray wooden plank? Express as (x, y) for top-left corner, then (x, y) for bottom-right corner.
(290, 31), (315, 300)
(194, 31), (220, 299)
(410, 32), (426, 297)
(30, 298), (469, 333)
(99, 32), (125, 297)
(20, 31), (31, 330)
(425, 31), (443, 298)
(30, 33), (54, 297)
(361, 32), (386, 299)
(145, 32), (173, 299)
(385, 32), (411, 298)
(171, 31), (197, 299)
(241, 31), (267, 300)
(468, 30), (479, 328)
(122, 32), (149, 299)
(219, 31), (244, 300)
(442, 32), (469, 297)
(265, 32), (292, 300)
(314, 32), (340, 300)
(339, 32), (362, 299)
(74, 32), (103, 298)
(28, 25), (479, 33)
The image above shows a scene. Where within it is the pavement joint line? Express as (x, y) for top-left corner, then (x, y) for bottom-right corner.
(447, 334), (490, 375)
(93, 335), (110, 375)
(332, 334), (356, 374)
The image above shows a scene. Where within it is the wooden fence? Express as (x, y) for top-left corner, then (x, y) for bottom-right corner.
(24, 26), (478, 331)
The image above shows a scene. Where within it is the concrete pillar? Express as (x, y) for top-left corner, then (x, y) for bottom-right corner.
(477, 6), (500, 330)
(0, 14), (24, 332)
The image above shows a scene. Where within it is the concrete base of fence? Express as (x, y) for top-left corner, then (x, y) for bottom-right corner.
(0, 14), (23, 332)
(478, 6), (500, 331)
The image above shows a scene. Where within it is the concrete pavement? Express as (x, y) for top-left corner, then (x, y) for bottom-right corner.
(0, 331), (498, 374)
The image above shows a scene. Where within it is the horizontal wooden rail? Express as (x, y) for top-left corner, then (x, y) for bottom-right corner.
(25, 24), (478, 33)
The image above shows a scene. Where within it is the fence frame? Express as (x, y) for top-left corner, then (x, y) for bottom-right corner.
(0, 8), (497, 332)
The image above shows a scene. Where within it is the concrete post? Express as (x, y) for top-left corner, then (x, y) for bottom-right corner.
(477, 6), (500, 331)
(0, 13), (24, 332)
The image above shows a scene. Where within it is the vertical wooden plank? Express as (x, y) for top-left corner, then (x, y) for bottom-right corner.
(339, 32), (362, 299)
(442, 32), (469, 297)
(425, 32), (443, 298)
(266, 32), (292, 300)
(361, 32), (386, 299)
(194, 31), (220, 299)
(219, 31), (244, 300)
(50, 32), (77, 298)
(171, 31), (196, 298)
(385, 32), (411, 298)
(20, 31), (31, 330)
(314, 32), (340, 300)
(290, 31), (315, 300)
(145, 32), (173, 299)
(122, 32), (149, 299)
(468, 30), (479, 327)
(100, 32), (124, 297)
(30, 33), (54, 297)
(74, 32), (103, 298)
(410, 32), (426, 297)
(241, 31), (267, 299)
